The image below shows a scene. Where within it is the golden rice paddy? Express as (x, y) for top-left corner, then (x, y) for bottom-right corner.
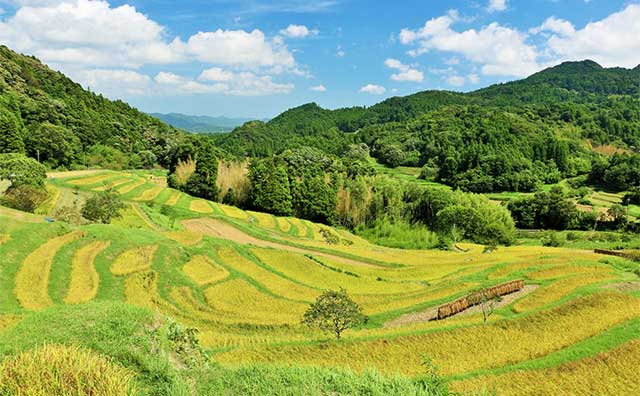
(14, 231), (84, 310)
(450, 339), (640, 395)
(163, 190), (181, 206)
(189, 200), (214, 214)
(132, 185), (164, 201)
(183, 255), (229, 286)
(110, 245), (158, 276)
(164, 231), (203, 246)
(64, 240), (111, 304)
(67, 173), (114, 185)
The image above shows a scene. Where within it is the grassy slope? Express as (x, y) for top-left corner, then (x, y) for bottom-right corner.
(0, 170), (639, 395)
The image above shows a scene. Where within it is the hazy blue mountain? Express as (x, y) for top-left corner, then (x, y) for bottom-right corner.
(149, 113), (258, 133)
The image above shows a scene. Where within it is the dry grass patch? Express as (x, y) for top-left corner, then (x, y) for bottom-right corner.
(451, 339), (640, 395)
(67, 173), (114, 185)
(0, 233), (10, 245)
(0, 314), (21, 331)
(164, 231), (203, 246)
(93, 177), (134, 191)
(183, 255), (229, 286)
(110, 245), (158, 276)
(276, 217), (292, 233)
(248, 211), (278, 230)
(0, 344), (137, 396)
(117, 179), (146, 194)
(15, 231), (85, 310)
(217, 160), (249, 202)
(189, 200), (214, 214)
(64, 240), (111, 304)
(132, 185), (164, 201)
(218, 203), (249, 219)
(164, 190), (181, 206)
(173, 157), (196, 185)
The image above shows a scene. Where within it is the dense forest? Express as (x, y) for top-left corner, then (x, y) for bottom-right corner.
(1, 44), (639, 245)
(216, 60), (639, 194)
(0, 45), (186, 170)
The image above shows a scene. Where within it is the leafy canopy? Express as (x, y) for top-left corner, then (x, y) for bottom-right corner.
(302, 288), (366, 340)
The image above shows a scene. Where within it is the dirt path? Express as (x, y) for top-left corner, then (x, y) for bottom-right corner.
(603, 282), (640, 293)
(385, 285), (539, 328)
(182, 218), (381, 269)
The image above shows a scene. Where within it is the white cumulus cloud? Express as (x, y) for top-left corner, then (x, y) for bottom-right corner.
(384, 58), (424, 82)
(534, 4), (640, 69)
(359, 84), (386, 94)
(0, 0), (301, 97)
(488, 0), (508, 12)
(279, 24), (318, 38)
(310, 84), (327, 92)
(446, 75), (465, 86)
(399, 10), (538, 77)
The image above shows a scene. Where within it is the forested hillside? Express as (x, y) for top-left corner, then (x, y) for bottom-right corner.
(0, 45), (183, 169)
(217, 61), (639, 193)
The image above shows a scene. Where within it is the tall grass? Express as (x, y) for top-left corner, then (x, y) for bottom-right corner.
(355, 218), (440, 250)
(217, 160), (250, 204)
(0, 344), (138, 396)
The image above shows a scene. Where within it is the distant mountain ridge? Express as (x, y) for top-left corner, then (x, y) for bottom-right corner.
(215, 60), (640, 160)
(150, 113), (259, 133)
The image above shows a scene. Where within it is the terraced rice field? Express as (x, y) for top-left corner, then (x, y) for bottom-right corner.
(1, 170), (639, 395)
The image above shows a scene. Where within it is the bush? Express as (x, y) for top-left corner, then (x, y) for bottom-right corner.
(356, 218), (440, 250)
(0, 153), (47, 188)
(0, 185), (49, 213)
(81, 190), (124, 224)
(541, 232), (565, 247)
(52, 206), (87, 225)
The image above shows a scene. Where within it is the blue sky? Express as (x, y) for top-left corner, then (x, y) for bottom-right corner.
(0, 0), (638, 118)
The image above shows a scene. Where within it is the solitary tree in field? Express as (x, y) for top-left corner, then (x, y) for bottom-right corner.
(81, 189), (124, 224)
(302, 288), (366, 340)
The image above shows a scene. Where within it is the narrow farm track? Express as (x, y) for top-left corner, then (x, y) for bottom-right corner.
(64, 240), (111, 304)
(182, 218), (382, 269)
(14, 231), (85, 310)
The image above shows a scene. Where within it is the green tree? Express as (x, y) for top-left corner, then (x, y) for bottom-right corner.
(81, 190), (124, 224)
(24, 123), (79, 168)
(292, 175), (336, 224)
(0, 112), (25, 154)
(248, 158), (293, 216)
(0, 153), (47, 188)
(302, 288), (366, 340)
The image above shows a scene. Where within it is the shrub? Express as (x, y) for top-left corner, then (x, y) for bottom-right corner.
(0, 185), (49, 212)
(541, 232), (565, 247)
(52, 205), (88, 225)
(0, 153), (47, 188)
(81, 189), (124, 224)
